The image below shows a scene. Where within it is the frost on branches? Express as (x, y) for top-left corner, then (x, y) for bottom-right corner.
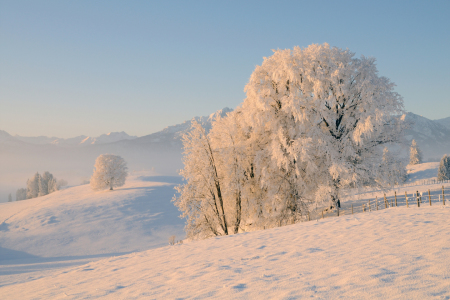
(409, 139), (422, 165)
(175, 43), (406, 239)
(437, 154), (450, 181)
(90, 154), (128, 191)
(378, 147), (406, 187)
(21, 171), (60, 200)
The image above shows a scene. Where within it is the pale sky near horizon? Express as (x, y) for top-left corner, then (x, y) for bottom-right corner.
(1, 0), (449, 138)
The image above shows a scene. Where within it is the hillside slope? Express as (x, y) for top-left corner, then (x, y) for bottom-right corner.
(1, 205), (449, 299)
(0, 173), (184, 258)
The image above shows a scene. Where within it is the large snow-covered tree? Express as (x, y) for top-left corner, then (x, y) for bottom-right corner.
(409, 139), (422, 165)
(239, 43), (405, 210)
(175, 43), (405, 239)
(90, 154), (128, 190)
(437, 154), (450, 181)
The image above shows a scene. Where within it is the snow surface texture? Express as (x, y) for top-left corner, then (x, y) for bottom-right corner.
(1, 206), (450, 299)
(1, 164), (450, 299)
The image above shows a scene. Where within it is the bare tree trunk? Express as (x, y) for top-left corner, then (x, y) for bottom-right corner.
(206, 136), (228, 236)
(234, 190), (242, 234)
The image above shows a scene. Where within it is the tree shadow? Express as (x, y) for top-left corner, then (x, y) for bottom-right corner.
(407, 167), (438, 182)
(0, 246), (132, 278)
(117, 184), (184, 238)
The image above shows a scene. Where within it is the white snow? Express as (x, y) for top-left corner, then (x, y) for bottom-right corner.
(2, 206), (450, 298)
(1, 164), (450, 298)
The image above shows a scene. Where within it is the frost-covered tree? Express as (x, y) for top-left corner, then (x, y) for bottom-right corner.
(48, 178), (58, 194)
(176, 43), (405, 239)
(8, 193), (12, 202)
(27, 172), (41, 199)
(173, 120), (229, 239)
(16, 188), (27, 201)
(409, 139), (422, 165)
(437, 154), (450, 181)
(90, 154), (128, 190)
(38, 172), (52, 197)
(209, 112), (255, 233)
(240, 43), (405, 210)
(378, 147), (406, 187)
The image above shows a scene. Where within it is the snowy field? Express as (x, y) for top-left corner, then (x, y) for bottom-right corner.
(1, 164), (450, 299)
(0, 173), (185, 289)
(1, 206), (450, 299)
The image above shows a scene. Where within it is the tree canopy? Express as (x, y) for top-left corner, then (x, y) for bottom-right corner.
(174, 43), (406, 239)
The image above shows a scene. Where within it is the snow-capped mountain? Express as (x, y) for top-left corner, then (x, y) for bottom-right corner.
(84, 131), (137, 144)
(132, 107), (233, 145)
(404, 112), (450, 160)
(11, 131), (137, 146)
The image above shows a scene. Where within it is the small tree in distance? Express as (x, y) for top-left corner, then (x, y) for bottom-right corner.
(437, 154), (450, 181)
(90, 154), (128, 191)
(409, 139), (422, 165)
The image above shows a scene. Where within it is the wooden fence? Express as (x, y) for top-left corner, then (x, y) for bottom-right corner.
(309, 185), (448, 221)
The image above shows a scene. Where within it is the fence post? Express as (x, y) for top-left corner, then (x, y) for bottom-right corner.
(337, 205), (339, 217)
(395, 191), (397, 207)
(376, 196), (378, 210)
(363, 204), (365, 212)
(428, 189), (431, 206)
(405, 192), (409, 208)
(384, 193), (387, 208)
(391, 197), (393, 207)
(443, 186), (445, 205)
(369, 199), (371, 212)
(417, 190), (420, 207)
(308, 212), (310, 221)
(351, 204), (353, 215)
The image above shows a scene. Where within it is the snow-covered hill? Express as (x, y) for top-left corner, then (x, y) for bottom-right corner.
(2, 197), (450, 298)
(0, 173), (184, 258)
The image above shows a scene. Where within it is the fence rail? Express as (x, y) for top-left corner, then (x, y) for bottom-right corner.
(348, 179), (450, 197)
(309, 185), (448, 221)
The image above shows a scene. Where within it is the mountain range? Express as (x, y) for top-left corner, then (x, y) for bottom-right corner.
(404, 113), (450, 160)
(0, 108), (448, 201)
(0, 131), (137, 146)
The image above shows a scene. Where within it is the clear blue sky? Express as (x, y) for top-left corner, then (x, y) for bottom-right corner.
(1, 0), (449, 138)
